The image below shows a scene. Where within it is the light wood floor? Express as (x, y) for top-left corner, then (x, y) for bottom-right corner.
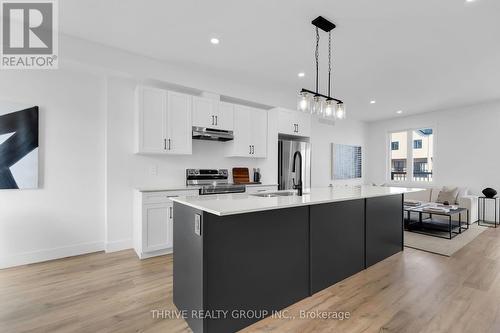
(2, 227), (500, 333)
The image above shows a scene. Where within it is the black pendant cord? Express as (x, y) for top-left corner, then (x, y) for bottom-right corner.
(328, 31), (332, 99)
(315, 27), (320, 95)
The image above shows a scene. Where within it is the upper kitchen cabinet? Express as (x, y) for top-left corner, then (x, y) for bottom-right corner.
(135, 86), (192, 155)
(226, 105), (267, 158)
(192, 96), (234, 131)
(275, 107), (311, 138)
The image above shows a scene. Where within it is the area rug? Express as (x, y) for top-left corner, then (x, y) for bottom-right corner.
(404, 223), (488, 256)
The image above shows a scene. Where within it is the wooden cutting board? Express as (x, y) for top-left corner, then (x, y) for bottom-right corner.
(232, 168), (250, 184)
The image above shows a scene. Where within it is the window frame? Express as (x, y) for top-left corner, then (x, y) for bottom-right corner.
(391, 141), (399, 150)
(387, 127), (435, 185)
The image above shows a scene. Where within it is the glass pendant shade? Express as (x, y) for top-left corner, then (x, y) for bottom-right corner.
(335, 103), (346, 119)
(297, 92), (310, 113)
(311, 95), (322, 115)
(324, 99), (335, 120)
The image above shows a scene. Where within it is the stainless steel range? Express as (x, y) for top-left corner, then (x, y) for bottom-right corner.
(186, 169), (246, 195)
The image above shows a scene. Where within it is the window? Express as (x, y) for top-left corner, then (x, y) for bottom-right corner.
(388, 128), (433, 182)
(412, 129), (433, 182)
(390, 132), (407, 181)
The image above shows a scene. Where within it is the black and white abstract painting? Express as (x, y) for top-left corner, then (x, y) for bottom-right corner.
(331, 143), (362, 180)
(0, 103), (39, 189)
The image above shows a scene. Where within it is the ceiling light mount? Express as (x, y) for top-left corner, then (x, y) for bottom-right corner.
(312, 16), (336, 32)
(297, 16), (345, 120)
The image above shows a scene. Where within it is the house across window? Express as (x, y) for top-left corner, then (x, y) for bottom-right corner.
(388, 128), (433, 182)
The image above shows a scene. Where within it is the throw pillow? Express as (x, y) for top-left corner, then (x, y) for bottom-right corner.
(436, 187), (459, 204)
(456, 187), (469, 204)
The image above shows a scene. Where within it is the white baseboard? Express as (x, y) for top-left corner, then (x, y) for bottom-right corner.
(0, 241), (104, 269)
(136, 248), (172, 259)
(105, 239), (133, 253)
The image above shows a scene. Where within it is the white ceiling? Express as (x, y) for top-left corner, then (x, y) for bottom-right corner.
(59, 0), (500, 121)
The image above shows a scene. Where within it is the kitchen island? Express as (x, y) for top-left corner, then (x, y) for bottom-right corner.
(171, 185), (422, 333)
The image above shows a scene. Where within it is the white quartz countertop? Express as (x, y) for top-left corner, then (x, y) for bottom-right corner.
(136, 183), (278, 192)
(136, 185), (201, 192)
(171, 185), (425, 216)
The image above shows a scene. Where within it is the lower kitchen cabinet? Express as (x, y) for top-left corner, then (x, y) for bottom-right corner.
(310, 199), (365, 294)
(133, 189), (198, 259)
(365, 194), (404, 267)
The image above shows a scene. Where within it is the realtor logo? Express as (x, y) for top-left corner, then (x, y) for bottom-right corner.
(1, 0), (58, 69)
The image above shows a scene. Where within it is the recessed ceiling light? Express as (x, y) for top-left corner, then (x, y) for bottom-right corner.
(298, 72), (305, 78)
(210, 37), (220, 45)
(465, 0), (477, 2)
(370, 100), (376, 104)
(396, 110), (403, 114)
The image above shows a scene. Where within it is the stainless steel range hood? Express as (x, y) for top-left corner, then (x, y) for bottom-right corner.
(192, 126), (234, 142)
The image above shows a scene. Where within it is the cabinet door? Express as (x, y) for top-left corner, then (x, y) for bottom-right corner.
(138, 87), (166, 153)
(217, 102), (234, 131)
(227, 105), (251, 157)
(250, 108), (267, 158)
(366, 195), (403, 267)
(192, 96), (217, 129)
(310, 200), (365, 293)
(167, 91), (192, 155)
(277, 109), (295, 136)
(143, 202), (172, 252)
(277, 108), (311, 137)
(296, 112), (311, 137)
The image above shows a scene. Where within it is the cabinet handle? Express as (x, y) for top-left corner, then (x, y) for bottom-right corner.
(169, 207), (173, 219)
(249, 145), (252, 154)
(215, 115), (218, 126)
(251, 145), (255, 155)
(211, 115), (214, 126)
(164, 138), (167, 150)
(168, 139), (171, 150)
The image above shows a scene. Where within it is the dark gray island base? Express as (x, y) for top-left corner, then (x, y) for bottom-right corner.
(173, 194), (404, 333)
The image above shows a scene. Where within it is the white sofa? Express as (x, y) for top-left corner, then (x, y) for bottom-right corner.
(403, 187), (478, 223)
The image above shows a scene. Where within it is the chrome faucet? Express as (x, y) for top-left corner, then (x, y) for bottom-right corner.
(292, 151), (303, 196)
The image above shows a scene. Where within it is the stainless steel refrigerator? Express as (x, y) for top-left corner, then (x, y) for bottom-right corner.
(278, 139), (311, 193)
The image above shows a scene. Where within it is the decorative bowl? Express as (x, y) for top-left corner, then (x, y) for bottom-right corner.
(482, 188), (497, 198)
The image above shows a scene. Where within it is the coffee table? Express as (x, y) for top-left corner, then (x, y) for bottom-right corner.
(404, 204), (469, 240)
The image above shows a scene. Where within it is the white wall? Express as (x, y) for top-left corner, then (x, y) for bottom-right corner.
(0, 69), (106, 268)
(310, 118), (367, 187)
(366, 100), (500, 195)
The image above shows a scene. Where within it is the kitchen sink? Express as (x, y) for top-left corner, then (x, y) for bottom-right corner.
(251, 191), (297, 198)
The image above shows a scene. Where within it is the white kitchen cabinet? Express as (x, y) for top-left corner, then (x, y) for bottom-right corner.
(143, 202), (172, 252)
(217, 102), (234, 130)
(192, 97), (234, 131)
(136, 86), (192, 154)
(167, 91), (193, 154)
(133, 189), (198, 259)
(276, 108), (311, 138)
(226, 105), (267, 158)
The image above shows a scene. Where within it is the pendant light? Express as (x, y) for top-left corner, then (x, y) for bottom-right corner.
(298, 16), (345, 120)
